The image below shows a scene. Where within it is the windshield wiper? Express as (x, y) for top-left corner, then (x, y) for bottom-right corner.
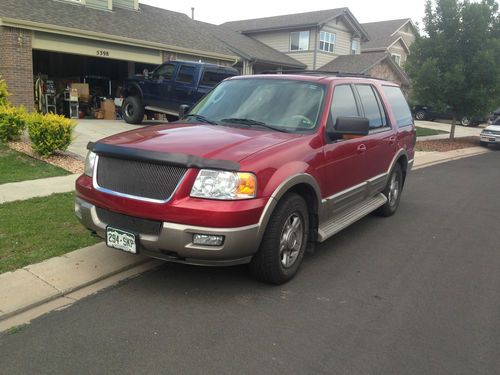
(220, 118), (290, 133)
(184, 114), (218, 125)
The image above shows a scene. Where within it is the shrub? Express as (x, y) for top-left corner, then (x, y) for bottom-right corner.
(0, 76), (9, 107)
(27, 113), (76, 157)
(0, 105), (27, 142)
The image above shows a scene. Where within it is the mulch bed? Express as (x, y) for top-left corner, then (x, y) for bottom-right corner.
(416, 136), (481, 152)
(8, 139), (84, 174)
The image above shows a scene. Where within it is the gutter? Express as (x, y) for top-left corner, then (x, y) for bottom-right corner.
(0, 17), (239, 62)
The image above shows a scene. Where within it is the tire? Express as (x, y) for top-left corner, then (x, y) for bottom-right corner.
(249, 193), (309, 285)
(414, 110), (426, 121)
(460, 117), (470, 127)
(479, 141), (489, 147)
(122, 96), (144, 124)
(375, 163), (403, 217)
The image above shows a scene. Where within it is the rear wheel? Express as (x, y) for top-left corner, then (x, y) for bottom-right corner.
(122, 96), (144, 124)
(250, 193), (309, 285)
(376, 163), (403, 217)
(460, 117), (470, 127)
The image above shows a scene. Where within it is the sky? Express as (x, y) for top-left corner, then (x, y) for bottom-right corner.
(140, 0), (427, 26)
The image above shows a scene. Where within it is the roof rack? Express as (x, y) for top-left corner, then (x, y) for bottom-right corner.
(259, 70), (373, 78)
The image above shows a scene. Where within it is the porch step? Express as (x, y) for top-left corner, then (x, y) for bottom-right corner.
(318, 193), (387, 242)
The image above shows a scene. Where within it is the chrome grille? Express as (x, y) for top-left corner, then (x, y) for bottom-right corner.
(96, 156), (187, 201)
(96, 207), (162, 236)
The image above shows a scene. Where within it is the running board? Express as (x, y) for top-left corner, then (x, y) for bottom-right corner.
(318, 193), (387, 242)
(144, 106), (179, 117)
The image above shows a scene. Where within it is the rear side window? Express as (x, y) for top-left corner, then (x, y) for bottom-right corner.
(201, 71), (234, 86)
(356, 84), (387, 129)
(176, 65), (196, 84)
(382, 86), (413, 127)
(330, 85), (359, 125)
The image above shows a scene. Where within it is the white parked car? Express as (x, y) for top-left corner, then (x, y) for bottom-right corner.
(480, 123), (500, 147)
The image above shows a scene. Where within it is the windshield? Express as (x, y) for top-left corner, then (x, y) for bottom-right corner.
(189, 78), (326, 132)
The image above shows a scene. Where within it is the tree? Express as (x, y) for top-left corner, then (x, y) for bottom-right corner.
(406, 0), (500, 140)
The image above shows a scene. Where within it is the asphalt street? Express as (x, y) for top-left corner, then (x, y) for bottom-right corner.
(1, 152), (499, 375)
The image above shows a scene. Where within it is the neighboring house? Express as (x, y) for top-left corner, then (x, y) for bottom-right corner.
(361, 19), (419, 67)
(222, 8), (370, 70)
(319, 51), (410, 90)
(197, 22), (306, 74)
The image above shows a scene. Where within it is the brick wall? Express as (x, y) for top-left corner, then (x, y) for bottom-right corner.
(369, 60), (407, 88)
(0, 26), (34, 110)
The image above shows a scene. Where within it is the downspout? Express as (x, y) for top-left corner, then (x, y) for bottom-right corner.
(313, 26), (319, 70)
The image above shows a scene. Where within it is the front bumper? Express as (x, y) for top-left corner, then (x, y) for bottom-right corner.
(75, 197), (261, 266)
(480, 134), (500, 144)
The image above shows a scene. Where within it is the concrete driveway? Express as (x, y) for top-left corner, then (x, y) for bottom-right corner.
(68, 119), (164, 158)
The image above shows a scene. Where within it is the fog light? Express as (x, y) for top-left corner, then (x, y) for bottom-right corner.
(193, 234), (225, 246)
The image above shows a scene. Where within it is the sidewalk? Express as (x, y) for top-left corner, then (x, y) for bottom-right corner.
(0, 142), (492, 331)
(0, 174), (79, 204)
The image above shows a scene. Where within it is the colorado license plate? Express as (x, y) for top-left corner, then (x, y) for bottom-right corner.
(106, 227), (137, 254)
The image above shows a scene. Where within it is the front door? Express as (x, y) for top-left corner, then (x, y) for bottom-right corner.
(320, 84), (368, 215)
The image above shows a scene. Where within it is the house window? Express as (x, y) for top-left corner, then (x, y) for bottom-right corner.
(319, 31), (335, 53)
(351, 40), (359, 55)
(290, 31), (310, 51)
(392, 53), (402, 66)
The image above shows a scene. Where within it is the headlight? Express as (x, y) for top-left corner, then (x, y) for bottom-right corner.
(84, 151), (97, 177)
(190, 169), (256, 200)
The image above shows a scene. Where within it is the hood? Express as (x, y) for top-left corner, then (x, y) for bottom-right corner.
(484, 124), (500, 132)
(97, 123), (298, 163)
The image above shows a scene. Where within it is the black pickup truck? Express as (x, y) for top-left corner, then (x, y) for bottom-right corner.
(122, 61), (238, 124)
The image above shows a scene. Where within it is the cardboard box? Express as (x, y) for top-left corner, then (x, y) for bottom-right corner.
(71, 83), (90, 97)
(101, 99), (116, 120)
(69, 88), (79, 101)
(94, 110), (104, 119)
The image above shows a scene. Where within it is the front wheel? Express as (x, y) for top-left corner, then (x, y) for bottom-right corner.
(250, 193), (309, 285)
(414, 110), (426, 121)
(375, 163), (403, 217)
(122, 96), (144, 124)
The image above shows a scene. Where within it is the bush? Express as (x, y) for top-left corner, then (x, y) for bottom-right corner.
(27, 113), (76, 156)
(0, 76), (10, 107)
(0, 105), (27, 142)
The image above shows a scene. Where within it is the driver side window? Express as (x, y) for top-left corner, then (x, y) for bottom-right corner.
(330, 84), (360, 126)
(152, 64), (175, 80)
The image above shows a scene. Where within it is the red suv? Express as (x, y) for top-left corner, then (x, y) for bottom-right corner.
(75, 74), (415, 284)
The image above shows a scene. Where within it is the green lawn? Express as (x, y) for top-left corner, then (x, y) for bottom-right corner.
(416, 126), (449, 137)
(0, 143), (70, 184)
(0, 192), (100, 274)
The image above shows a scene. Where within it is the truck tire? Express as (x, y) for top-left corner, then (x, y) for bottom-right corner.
(250, 193), (309, 285)
(122, 96), (144, 124)
(375, 163), (403, 217)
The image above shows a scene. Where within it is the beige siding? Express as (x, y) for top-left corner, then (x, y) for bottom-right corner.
(316, 52), (337, 70)
(396, 23), (417, 48)
(114, 0), (136, 9)
(85, 0), (109, 10)
(251, 29), (314, 52)
(321, 18), (353, 56)
(285, 51), (315, 69)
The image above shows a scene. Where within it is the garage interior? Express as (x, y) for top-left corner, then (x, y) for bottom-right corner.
(32, 50), (156, 119)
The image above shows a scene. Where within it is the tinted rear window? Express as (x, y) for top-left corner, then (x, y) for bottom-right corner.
(201, 71), (234, 86)
(382, 86), (413, 127)
(176, 66), (195, 84)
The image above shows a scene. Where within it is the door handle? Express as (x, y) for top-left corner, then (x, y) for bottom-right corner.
(389, 136), (397, 145)
(357, 144), (367, 153)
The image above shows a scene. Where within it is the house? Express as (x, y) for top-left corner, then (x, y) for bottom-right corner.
(361, 19), (419, 66)
(0, 0), (239, 109)
(222, 8), (370, 70)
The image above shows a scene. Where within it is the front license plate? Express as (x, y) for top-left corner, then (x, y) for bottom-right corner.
(106, 227), (137, 254)
(489, 138), (496, 142)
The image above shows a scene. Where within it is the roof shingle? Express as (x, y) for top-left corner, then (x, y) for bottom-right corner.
(361, 19), (412, 51)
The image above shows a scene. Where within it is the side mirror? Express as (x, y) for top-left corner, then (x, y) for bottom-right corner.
(328, 116), (369, 140)
(179, 104), (190, 120)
